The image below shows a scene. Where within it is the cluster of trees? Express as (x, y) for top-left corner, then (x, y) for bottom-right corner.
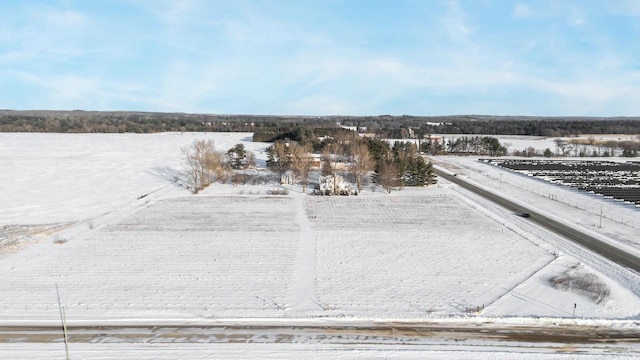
(252, 125), (355, 145)
(182, 141), (256, 193)
(515, 137), (640, 158)
(366, 139), (437, 192)
(267, 140), (316, 192)
(266, 135), (436, 194)
(444, 136), (506, 156)
(560, 138), (640, 158)
(415, 136), (507, 156)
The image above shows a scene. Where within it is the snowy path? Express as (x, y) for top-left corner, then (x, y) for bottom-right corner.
(289, 190), (318, 311)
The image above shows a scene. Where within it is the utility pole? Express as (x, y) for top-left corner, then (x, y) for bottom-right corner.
(56, 283), (70, 360)
(599, 204), (603, 228)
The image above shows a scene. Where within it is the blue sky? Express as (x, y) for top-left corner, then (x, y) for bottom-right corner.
(1, 0), (639, 116)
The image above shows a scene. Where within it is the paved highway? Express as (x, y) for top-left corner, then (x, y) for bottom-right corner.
(1, 322), (638, 346)
(434, 167), (640, 273)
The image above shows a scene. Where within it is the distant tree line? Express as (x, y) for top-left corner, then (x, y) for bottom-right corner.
(338, 115), (640, 137)
(2, 111), (639, 137)
(0, 111), (333, 133)
(0, 114), (245, 133)
(417, 119), (640, 137)
(252, 118), (640, 141)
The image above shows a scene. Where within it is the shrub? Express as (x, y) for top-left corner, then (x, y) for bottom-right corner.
(269, 188), (289, 195)
(549, 265), (610, 304)
(53, 236), (68, 245)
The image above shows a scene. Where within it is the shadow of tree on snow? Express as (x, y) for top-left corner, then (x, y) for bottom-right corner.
(149, 166), (191, 189)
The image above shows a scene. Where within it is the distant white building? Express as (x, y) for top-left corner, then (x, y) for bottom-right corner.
(280, 171), (294, 185)
(318, 175), (355, 195)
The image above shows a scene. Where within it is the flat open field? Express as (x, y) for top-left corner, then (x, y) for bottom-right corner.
(1, 132), (639, 358)
(308, 193), (553, 314)
(0, 132), (638, 323)
(0, 187), (555, 320)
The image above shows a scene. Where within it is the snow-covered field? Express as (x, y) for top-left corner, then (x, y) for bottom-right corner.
(0, 132), (266, 226)
(399, 133), (639, 155)
(0, 132), (638, 358)
(308, 193), (553, 315)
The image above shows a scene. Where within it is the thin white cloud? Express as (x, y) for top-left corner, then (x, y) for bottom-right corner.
(272, 49), (525, 114)
(16, 72), (104, 109)
(213, 7), (331, 49)
(513, 4), (534, 18)
(608, 0), (640, 17)
(0, 50), (36, 64)
(42, 10), (87, 30)
(442, 0), (473, 39)
(568, 6), (587, 26)
(1, 5), (101, 67)
(544, 83), (640, 116)
(286, 95), (361, 116)
(282, 39), (640, 116)
(132, 0), (199, 23)
(14, 71), (154, 111)
(160, 0), (200, 27)
(513, 2), (587, 26)
(122, 0), (203, 53)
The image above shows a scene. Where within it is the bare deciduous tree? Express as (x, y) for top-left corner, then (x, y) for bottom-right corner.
(289, 142), (314, 193)
(322, 141), (342, 195)
(348, 142), (375, 192)
(378, 160), (397, 194)
(182, 139), (223, 193)
(267, 139), (291, 182)
(554, 139), (568, 156)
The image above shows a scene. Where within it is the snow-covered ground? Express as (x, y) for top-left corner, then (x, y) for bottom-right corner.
(3, 342), (637, 360)
(431, 155), (640, 314)
(431, 155), (640, 255)
(0, 132), (638, 357)
(4, 342), (640, 360)
(396, 133), (639, 155)
(0, 132), (266, 226)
